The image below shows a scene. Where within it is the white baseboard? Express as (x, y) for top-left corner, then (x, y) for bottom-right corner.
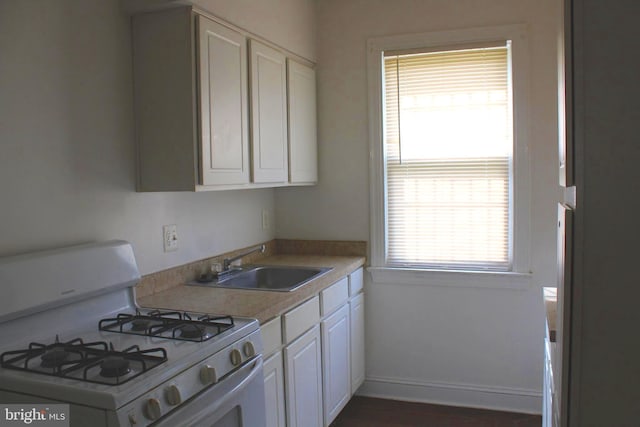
(357, 375), (542, 415)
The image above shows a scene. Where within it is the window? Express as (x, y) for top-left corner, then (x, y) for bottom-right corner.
(384, 44), (512, 270)
(368, 25), (530, 280)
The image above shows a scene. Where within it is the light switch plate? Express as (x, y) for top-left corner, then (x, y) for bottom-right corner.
(163, 224), (178, 252)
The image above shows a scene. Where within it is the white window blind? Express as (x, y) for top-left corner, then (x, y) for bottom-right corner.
(383, 44), (513, 270)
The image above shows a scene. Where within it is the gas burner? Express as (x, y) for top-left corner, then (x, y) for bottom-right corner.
(99, 356), (131, 378)
(130, 318), (151, 331)
(178, 323), (205, 339)
(40, 348), (71, 368)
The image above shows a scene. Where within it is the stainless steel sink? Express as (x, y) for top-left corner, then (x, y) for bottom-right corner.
(189, 265), (333, 292)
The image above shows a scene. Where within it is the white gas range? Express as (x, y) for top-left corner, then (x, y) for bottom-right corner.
(0, 241), (266, 427)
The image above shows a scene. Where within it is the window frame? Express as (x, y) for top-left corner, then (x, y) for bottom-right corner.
(367, 24), (531, 287)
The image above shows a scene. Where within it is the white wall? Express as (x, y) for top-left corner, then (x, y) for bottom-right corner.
(0, 0), (315, 275)
(123, 0), (317, 61)
(191, 0), (316, 61)
(276, 0), (561, 413)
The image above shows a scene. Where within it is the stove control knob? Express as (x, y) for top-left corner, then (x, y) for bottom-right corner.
(200, 365), (218, 385)
(243, 341), (256, 357)
(230, 348), (242, 366)
(144, 398), (161, 421)
(165, 385), (182, 406)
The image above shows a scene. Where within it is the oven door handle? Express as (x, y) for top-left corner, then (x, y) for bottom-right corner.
(153, 355), (264, 427)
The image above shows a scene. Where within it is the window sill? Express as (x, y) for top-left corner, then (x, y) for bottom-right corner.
(367, 267), (532, 290)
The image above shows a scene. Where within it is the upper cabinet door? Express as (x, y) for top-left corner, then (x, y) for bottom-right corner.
(197, 16), (250, 186)
(288, 60), (318, 184)
(249, 40), (289, 184)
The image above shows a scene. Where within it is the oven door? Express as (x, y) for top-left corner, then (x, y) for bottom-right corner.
(154, 356), (265, 427)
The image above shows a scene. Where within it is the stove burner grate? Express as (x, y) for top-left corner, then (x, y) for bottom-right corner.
(0, 338), (167, 386)
(99, 310), (234, 342)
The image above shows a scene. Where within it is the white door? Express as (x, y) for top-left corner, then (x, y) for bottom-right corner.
(287, 60), (317, 184)
(249, 39), (288, 183)
(349, 292), (365, 392)
(264, 352), (286, 427)
(322, 304), (351, 426)
(197, 16), (249, 186)
(284, 325), (323, 427)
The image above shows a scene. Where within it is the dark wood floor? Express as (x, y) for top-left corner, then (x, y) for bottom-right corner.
(330, 396), (541, 427)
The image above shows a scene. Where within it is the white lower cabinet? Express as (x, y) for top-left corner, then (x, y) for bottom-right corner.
(261, 267), (365, 427)
(321, 304), (351, 426)
(349, 292), (365, 392)
(543, 331), (559, 427)
(264, 351), (286, 427)
(284, 325), (323, 427)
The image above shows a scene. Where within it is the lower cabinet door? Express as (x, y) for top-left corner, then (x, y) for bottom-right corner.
(284, 325), (323, 427)
(264, 351), (286, 427)
(322, 304), (351, 426)
(349, 293), (365, 392)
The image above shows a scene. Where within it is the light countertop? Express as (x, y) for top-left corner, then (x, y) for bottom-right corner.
(136, 255), (365, 324)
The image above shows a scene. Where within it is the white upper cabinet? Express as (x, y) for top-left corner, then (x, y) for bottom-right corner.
(249, 40), (289, 184)
(132, 6), (317, 191)
(197, 16), (249, 186)
(287, 60), (318, 184)
(133, 8), (250, 191)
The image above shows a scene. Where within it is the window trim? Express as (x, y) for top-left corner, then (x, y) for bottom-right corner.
(367, 24), (531, 279)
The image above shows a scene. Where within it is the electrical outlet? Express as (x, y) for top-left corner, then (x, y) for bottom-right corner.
(163, 224), (178, 252)
(262, 209), (269, 230)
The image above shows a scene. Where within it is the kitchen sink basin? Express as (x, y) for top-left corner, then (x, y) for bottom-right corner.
(190, 265), (333, 292)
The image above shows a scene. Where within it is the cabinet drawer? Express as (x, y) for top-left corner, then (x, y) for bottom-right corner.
(262, 316), (283, 357)
(283, 296), (320, 343)
(321, 277), (349, 316)
(349, 267), (364, 296)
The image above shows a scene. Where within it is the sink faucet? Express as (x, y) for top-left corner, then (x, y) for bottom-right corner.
(222, 244), (266, 271)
